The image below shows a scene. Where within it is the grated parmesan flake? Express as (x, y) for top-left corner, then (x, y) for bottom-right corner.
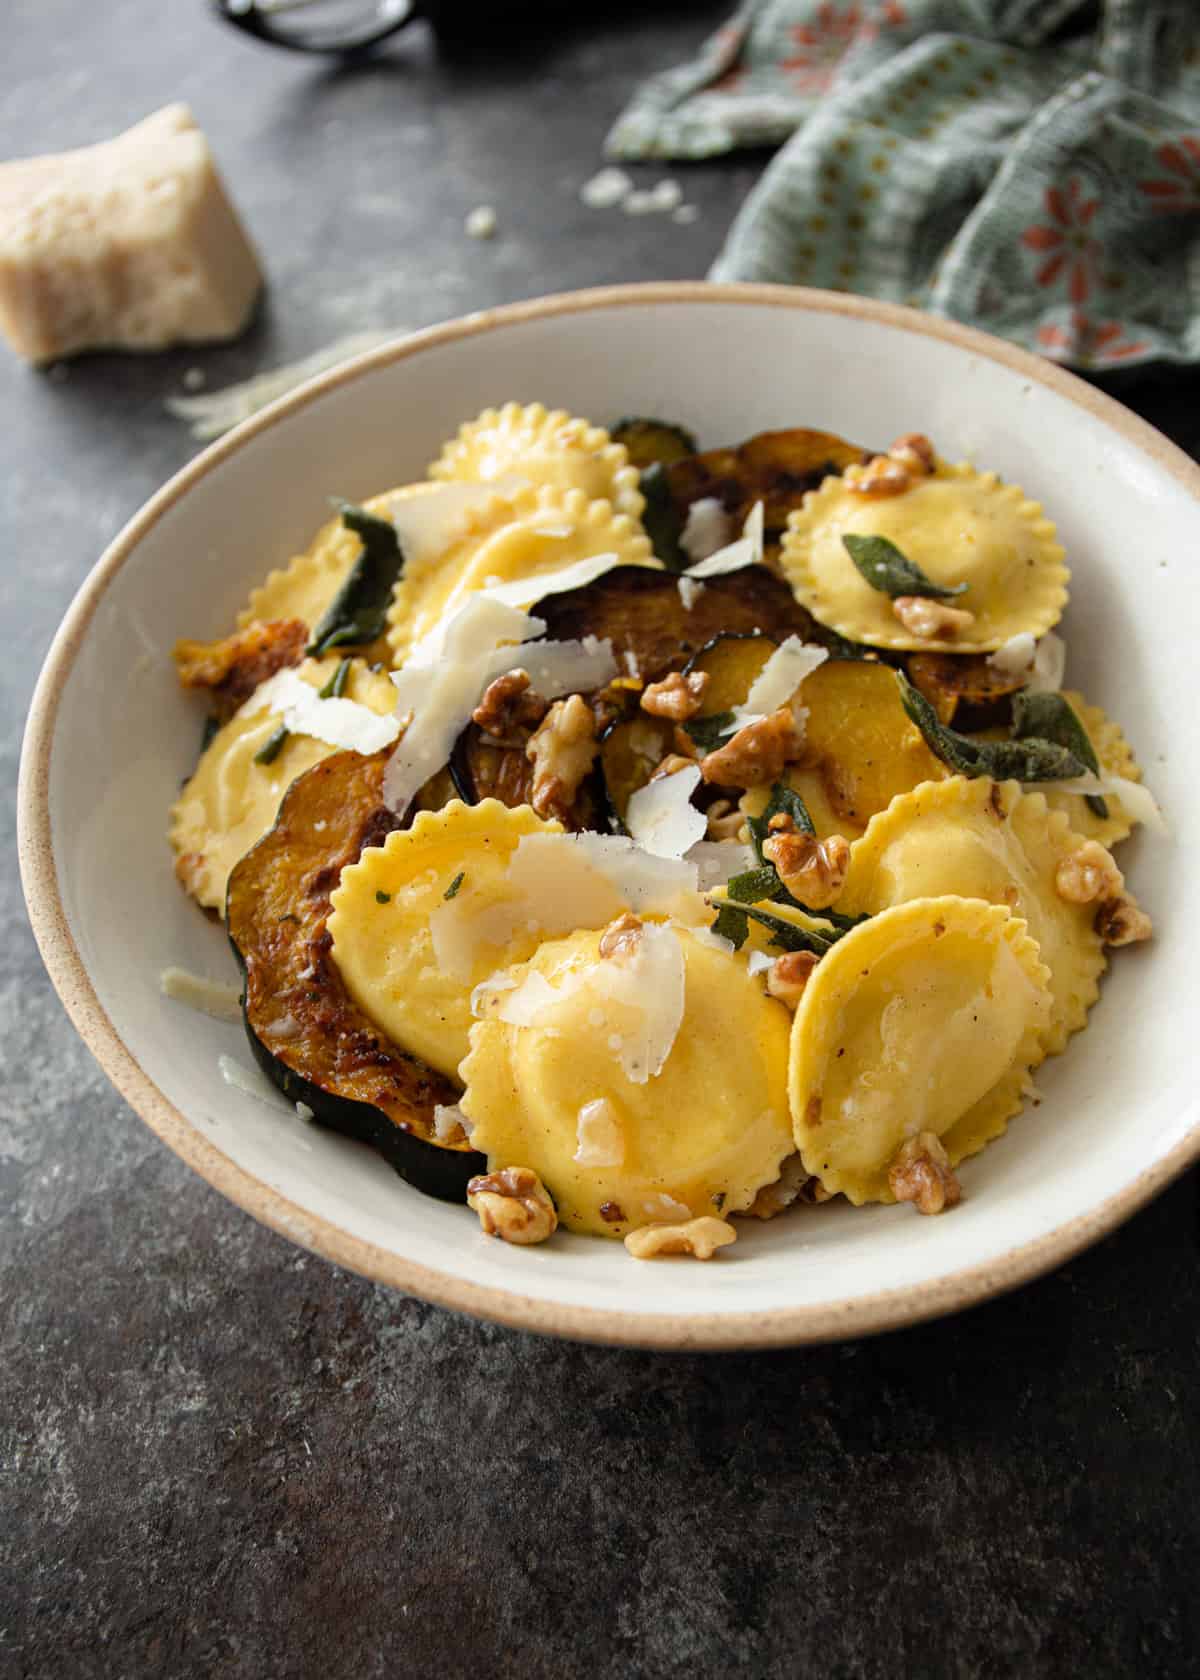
(734, 635), (827, 725)
(680, 497), (732, 564)
(1030, 772), (1166, 835)
(160, 965), (242, 1024)
(580, 166), (633, 209)
(246, 668), (402, 755)
(625, 764), (707, 860)
(573, 1097), (626, 1167)
(677, 576), (706, 612)
(683, 500), (765, 579)
(386, 475), (527, 574)
(494, 922), (686, 1085)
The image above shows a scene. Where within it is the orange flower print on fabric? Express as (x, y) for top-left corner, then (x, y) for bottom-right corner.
(1036, 312), (1149, 367)
(1020, 178), (1103, 305)
(1138, 137), (1200, 214)
(783, 4), (907, 97)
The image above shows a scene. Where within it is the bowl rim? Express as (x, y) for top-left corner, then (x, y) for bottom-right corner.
(18, 280), (1200, 1350)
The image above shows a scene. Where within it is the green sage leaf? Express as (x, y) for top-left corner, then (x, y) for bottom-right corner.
(684, 709), (738, 753)
(897, 671), (1087, 783)
(639, 462), (688, 573)
(711, 901), (749, 950)
(726, 865), (780, 905)
(1012, 690), (1107, 817)
(253, 722), (289, 766)
(444, 870), (465, 901)
(318, 656), (353, 699)
(307, 501), (405, 656)
(843, 534), (967, 601)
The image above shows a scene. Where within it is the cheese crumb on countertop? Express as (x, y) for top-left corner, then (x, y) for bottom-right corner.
(0, 103), (262, 363)
(465, 205), (497, 239)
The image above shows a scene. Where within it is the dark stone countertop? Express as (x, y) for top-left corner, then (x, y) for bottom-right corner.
(3, 5), (1198, 1676)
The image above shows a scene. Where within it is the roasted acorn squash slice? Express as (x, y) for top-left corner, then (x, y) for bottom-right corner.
(535, 565), (812, 683)
(226, 748), (484, 1201)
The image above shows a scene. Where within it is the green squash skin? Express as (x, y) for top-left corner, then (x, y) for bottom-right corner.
(230, 934), (485, 1204)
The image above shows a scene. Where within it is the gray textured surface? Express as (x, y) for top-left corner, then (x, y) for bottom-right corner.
(3, 6), (1199, 1677)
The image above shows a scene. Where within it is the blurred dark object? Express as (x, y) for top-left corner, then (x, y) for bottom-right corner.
(211, 0), (584, 54)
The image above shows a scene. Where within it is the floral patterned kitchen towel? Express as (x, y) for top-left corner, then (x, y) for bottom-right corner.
(608, 0), (1200, 369)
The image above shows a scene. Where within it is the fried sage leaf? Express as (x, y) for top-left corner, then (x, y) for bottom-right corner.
(843, 534), (967, 601)
(1012, 689), (1107, 818)
(318, 656), (352, 699)
(712, 900), (839, 958)
(897, 671), (1086, 783)
(683, 708), (738, 752)
(639, 462), (689, 573)
(307, 502), (405, 655)
(253, 722), (290, 765)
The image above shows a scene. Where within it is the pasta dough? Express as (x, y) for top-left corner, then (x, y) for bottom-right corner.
(781, 462), (1069, 653)
(328, 800), (562, 1081)
(789, 896), (1051, 1203)
(429, 401), (644, 520)
(169, 656), (399, 915)
(460, 922), (794, 1236)
(385, 483), (655, 664)
(838, 776), (1108, 1053)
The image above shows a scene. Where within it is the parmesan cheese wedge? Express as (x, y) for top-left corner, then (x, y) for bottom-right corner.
(0, 105), (262, 363)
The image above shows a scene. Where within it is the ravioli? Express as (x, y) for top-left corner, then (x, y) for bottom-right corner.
(781, 462), (1069, 653)
(238, 486), (435, 663)
(385, 483), (656, 664)
(328, 800), (562, 1081)
(1038, 690), (1144, 848)
(460, 922), (794, 1237)
(169, 656), (399, 915)
(429, 402), (644, 521)
(790, 896), (1051, 1204)
(838, 777), (1107, 1053)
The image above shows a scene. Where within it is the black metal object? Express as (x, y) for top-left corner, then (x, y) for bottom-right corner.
(212, 0), (420, 55)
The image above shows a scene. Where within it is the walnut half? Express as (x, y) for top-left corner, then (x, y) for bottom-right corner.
(641, 669), (709, 721)
(888, 1132), (962, 1216)
(467, 1166), (558, 1245)
(624, 1216), (737, 1261)
(525, 693), (598, 821)
(762, 824), (850, 910)
(699, 707), (802, 790)
(1054, 840), (1124, 906)
(892, 596), (976, 640)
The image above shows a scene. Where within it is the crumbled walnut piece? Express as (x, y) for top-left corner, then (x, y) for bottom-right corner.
(766, 949), (820, 1009)
(700, 707), (802, 789)
(624, 1216), (737, 1261)
(1094, 895), (1153, 947)
(892, 596), (976, 639)
(526, 693), (598, 820)
(888, 1132), (963, 1216)
(173, 618), (308, 722)
(467, 1166), (558, 1245)
(1055, 840), (1125, 905)
(844, 456), (911, 497)
(887, 432), (937, 475)
(472, 668), (548, 738)
(762, 831), (850, 909)
(671, 725), (700, 760)
(641, 669), (709, 722)
(649, 752), (698, 783)
(599, 911), (643, 959)
(705, 798), (746, 842)
(742, 1153), (815, 1220)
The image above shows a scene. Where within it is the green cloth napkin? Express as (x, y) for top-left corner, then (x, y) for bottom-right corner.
(608, 1), (1200, 369)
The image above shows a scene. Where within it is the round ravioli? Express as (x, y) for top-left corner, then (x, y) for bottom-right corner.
(169, 656), (399, 915)
(237, 485), (435, 663)
(328, 800), (563, 1081)
(781, 462), (1069, 653)
(1039, 690), (1144, 848)
(460, 923), (794, 1237)
(429, 402), (644, 520)
(386, 483), (656, 664)
(838, 777), (1107, 1054)
(790, 897), (1051, 1204)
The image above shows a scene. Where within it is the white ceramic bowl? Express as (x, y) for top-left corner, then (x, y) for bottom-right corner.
(19, 283), (1200, 1348)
